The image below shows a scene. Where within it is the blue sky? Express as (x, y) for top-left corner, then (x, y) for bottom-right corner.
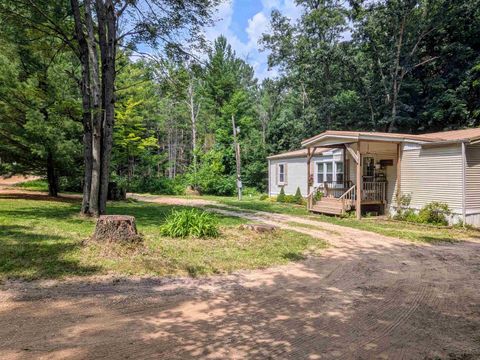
(204, 0), (302, 81)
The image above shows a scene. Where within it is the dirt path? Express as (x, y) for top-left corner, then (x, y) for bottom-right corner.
(1, 195), (480, 359)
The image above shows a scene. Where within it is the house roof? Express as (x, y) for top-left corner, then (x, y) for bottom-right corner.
(419, 128), (480, 142)
(268, 128), (480, 160)
(267, 147), (332, 160)
(301, 128), (480, 147)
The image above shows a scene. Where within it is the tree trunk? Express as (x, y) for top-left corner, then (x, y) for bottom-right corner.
(388, 13), (406, 133)
(71, 0), (94, 214)
(46, 152), (59, 197)
(86, 0), (102, 216)
(187, 79), (198, 187)
(96, 0), (117, 215)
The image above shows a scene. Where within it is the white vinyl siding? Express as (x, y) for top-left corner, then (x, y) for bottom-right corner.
(465, 144), (480, 210)
(401, 144), (463, 211)
(268, 149), (343, 196)
(269, 157), (307, 196)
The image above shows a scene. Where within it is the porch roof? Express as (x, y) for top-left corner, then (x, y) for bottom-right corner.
(301, 128), (480, 148)
(267, 147), (331, 160)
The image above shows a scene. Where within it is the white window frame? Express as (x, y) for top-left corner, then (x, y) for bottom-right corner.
(314, 160), (344, 187)
(277, 162), (286, 185)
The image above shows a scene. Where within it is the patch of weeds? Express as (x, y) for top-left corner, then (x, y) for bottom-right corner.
(160, 209), (219, 238)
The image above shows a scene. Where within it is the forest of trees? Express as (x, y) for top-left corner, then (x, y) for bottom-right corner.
(1, 0), (479, 212)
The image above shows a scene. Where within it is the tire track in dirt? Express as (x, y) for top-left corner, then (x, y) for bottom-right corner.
(2, 194), (480, 359)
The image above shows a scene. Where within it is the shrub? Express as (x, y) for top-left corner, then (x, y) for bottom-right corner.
(402, 209), (419, 223)
(418, 202), (451, 226)
(277, 187), (286, 202)
(185, 150), (236, 196)
(259, 194), (268, 201)
(293, 187), (303, 205)
(242, 187), (260, 197)
(128, 176), (185, 195)
(313, 191), (323, 202)
(394, 193), (413, 220)
(284, 195), (296, 203)
(160, 209), (219, 238)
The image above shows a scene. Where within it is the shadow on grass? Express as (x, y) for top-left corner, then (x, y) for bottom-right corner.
(0, 225), (99, 279)
(0, 193), (80, 203)
(282, 252), (306, 261)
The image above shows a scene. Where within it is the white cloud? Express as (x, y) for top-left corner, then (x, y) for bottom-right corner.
(246, 12), (269, 47)
(205, 0), (302, 80)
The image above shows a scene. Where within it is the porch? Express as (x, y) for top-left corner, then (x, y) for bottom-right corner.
(303, 131), (403, 219)
(307, 181), (387, 216)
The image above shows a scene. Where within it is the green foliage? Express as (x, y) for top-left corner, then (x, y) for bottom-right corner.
(242, 187), (260, 197)
(261, 0), (480, 137)
(127, 176), (185, 195)
(259, 194), (269, 201)
(418, 202), (451, 226)
(187, 150), (236, 196)
(283, 195), (296, 203)
(0, 29), (82, 194)
(277, 187), (286, 202)
(395, 200), (451, 226)
(313, 191), (323, 202)
(294, 187), (303, 205)
(160, 209), (220, 238)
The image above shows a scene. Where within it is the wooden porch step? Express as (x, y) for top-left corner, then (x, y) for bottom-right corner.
(310, 204), (344, 215)
(310, 199), (345, 215)
(319, 197), (342, 204)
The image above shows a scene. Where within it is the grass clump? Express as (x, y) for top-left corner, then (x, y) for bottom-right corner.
(160, 208), (219, 238)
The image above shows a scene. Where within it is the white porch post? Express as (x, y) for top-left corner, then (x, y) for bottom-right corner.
(356, 141), (362, 220)
(396, 143), (402, 207)
(307, 147), (311, 195)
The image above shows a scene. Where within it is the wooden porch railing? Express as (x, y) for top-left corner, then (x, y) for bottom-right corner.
(320, 180), (353, 199)
(307, 181), (386, 212)
(339, 185), (356, 209)
(306, 186), (322, 210)
(361, 182), (386, 202)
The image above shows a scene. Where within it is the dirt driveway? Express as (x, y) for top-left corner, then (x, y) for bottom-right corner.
(1, 195), (480, 359)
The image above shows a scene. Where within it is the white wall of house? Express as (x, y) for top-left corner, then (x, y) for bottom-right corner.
(398, 143), (464, 220)
(269, 157), (308, 196)
(268, 149), (343, 196)
(465, 144), (480, 227)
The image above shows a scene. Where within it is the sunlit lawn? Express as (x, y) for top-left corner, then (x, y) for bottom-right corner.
(0, 196), (326, 280)
(196, 196), (480, 243)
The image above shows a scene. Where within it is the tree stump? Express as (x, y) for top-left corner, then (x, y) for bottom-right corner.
(93, 215), (142, 243)
(240, 224), (278, 233)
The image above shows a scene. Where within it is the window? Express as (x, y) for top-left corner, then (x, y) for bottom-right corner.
(335, 161), (344, 182)
(326, 162), (333, 182)
(316, 161), (344, 185)
(317, 163), (323, 183)
(278, 163), (286, 184)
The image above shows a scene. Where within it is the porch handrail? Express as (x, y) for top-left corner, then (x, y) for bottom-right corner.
(339, 184), (356, 208)
(339, 185), (356, 200)
(362, 181), (386, 202)
(307, 186), (321, 210)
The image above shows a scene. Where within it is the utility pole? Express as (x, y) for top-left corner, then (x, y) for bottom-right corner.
(232, 114), (242, 200)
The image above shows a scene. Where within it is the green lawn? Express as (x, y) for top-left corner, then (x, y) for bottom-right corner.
(307, 215), (480, 243)
(195, 196), (479, 243)
(0, 196), (326, 280)
(14, 178), (49, 191)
